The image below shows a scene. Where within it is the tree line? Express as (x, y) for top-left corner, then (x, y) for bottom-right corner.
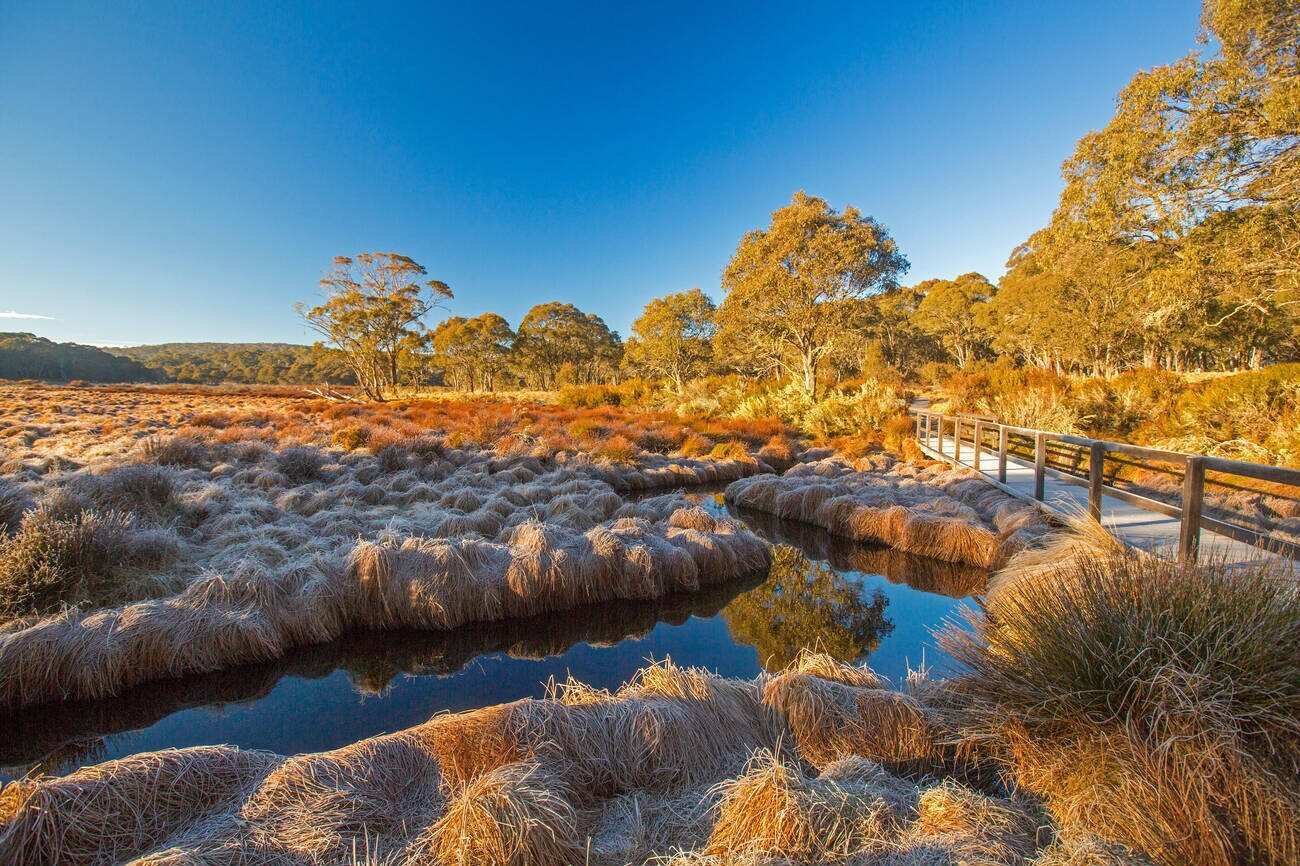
(303, 4), (1295, 402)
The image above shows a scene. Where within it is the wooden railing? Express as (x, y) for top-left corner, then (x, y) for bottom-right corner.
(910, 409), (1300, 564)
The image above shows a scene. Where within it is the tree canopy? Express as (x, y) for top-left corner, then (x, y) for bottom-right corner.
(623, 288), (716, 392)
(715, 192), (908, 397)
(513, 302), (622, 389)
(297, 253), (453, 400)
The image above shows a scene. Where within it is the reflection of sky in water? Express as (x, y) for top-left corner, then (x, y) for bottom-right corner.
(2, 497), (977, 781)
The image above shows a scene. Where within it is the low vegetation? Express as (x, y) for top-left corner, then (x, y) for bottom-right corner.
(4, 535), (1292, 865)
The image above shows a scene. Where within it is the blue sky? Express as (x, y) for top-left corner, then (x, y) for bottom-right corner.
(0, 1), (1199, 347)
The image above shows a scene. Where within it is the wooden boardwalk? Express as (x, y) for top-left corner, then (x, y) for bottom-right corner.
(915, 418), (1293, 569)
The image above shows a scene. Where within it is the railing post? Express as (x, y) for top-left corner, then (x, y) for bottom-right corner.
(953, 416), (962, 463)
(973, 420), (984, 470)
(1034, 432), (1046, 500)
(1088, 442), (1105, 520)
(916, 411), (924, 442)
(997, 426), (1008, 483)
(1179, 456), (1205, 564)
(937, 416), (945, 457)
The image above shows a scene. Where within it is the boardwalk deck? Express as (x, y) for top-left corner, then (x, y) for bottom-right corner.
(916, 424), (1290, 568)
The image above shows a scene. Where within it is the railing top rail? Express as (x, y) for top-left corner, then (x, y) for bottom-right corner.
(908, 407), (1296, 482)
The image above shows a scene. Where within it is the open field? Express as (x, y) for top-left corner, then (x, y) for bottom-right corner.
(1, 384), (1297, 866)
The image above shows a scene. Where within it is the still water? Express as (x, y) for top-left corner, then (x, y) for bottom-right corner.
(0, 494), (987, 781)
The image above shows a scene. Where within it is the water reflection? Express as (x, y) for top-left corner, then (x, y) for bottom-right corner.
(1, 503), (986, 782)
(0, 576), (760, 776)
(725, 545), (893, 669)
(724, 502), (989, 598)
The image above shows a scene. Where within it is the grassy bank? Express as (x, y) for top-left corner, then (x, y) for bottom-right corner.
(3, 535), (1295, 865)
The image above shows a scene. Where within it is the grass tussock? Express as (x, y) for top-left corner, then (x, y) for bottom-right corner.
(0, 505), (179, 618)
(0, 506), (769, 707)
(726, 455), (1051, 568)
(0, 656), (1048, 866)
(941, 547), (1300, 866)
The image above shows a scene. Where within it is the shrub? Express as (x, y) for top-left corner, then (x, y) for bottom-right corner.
(802, 380), (908, 438)
(941, 551), (1300, 866)
(880, 413), (916, 456)
(0, 507), (136, 618)
(565, 417), (607, 441)
(332, 425), (371, 451)
(680, 433), (714, 457)
(138, 435), (212, 468)
(1142, 364), (1300, 464)
(275, 447), (325, 483)
(710, 440), (750, 461)
(593, 434), (639, 463)
(756, 435), (797, 471)
(556, 383), (624, 408)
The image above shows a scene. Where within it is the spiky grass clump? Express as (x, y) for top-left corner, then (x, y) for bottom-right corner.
(941, 550), (1300, 866)
(703, 750), (910, 860)
(425, 762), (580, 866)
(0, 506), (143, 618)
(0, 479), (33, 534)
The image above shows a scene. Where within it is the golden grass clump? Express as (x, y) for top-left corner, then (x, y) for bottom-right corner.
(0, 746), (281, 866)
(726, 455), (1050, 568)
(423, 762), (580, 866)
(762, 664), (942, 771)
(703, 750), (910, 860)
(5, 647), (1236, 865)
(941, 541), (1300, 866)
(0, 506), (770, 707)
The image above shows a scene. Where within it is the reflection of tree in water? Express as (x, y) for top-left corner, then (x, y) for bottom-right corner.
(724, 544), (893, 670)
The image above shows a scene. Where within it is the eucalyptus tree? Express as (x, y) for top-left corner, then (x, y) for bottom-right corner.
(715, 192), (908, 397)
(297, 253), (452, 400)
(623, 288), (716, 392)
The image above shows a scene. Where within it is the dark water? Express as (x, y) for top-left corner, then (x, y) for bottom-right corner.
(0, 493), (986, 781)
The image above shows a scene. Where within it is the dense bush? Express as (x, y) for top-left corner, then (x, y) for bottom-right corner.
(555, 379), (656, 409)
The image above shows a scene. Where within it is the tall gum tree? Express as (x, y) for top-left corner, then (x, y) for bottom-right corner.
(715, 192), (908, 398)
(297, 253), (452, 400)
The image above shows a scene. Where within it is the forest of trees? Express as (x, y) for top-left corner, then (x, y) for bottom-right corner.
(111, 343), (356, 385)
(0, 333), (163, 383)
(300, 4), (1295, 400)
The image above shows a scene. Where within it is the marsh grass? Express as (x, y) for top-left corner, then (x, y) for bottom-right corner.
(941, 549), (1300, 866)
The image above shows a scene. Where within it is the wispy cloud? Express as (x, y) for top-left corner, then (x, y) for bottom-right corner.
(0, 310), (57, 321)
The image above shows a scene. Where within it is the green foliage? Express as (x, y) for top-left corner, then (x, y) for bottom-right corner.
(992, 1), (1299, 374)
(0, 333), (162, 383)
(112, 342), (355, 385)
(1145, 364), (1300, 464)
(1071, 368), (1186, 437)
(622, 288), (715, 391)
(715, 191), (908, 396)
(912, 273), (995, 369)
(298, 252), (453, 400)
(431, 313), (514, 391)
(555, 379), (656, 409)
(801, 380), (909, 438)
(513, 302), (622, 390)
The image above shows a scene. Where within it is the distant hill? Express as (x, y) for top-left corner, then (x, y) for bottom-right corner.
(0, 332), (163, 383)
(109, 342), (356, 385)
